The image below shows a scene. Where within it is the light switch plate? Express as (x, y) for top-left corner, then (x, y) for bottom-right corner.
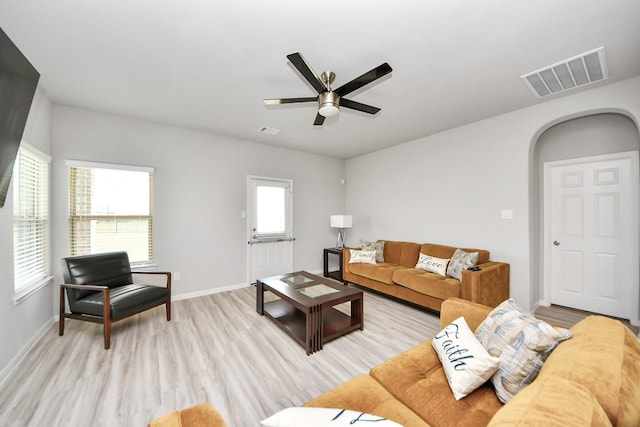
(501, 209), (513, 219)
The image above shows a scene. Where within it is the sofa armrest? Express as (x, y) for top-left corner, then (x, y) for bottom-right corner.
(440, 297), (493, 331)
(460, 262), (509, 308)
(342, 247), (356, 272)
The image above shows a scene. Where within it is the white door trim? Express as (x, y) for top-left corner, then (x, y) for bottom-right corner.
(542, 150), (640, 325)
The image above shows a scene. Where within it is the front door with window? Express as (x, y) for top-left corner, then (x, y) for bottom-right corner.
(247, 177), (293, 283)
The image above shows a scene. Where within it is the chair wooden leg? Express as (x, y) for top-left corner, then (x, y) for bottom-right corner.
(103, 289), (111, 349)
(59, 287), (66, 336)
(166, 299), (171, 321)
(104, 320), (111, 349)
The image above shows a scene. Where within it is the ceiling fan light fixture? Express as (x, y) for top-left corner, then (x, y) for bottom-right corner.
(318, 91), (340, 117)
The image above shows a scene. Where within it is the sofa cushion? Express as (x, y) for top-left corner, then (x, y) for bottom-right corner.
(370, 340), (503, 426)
(475, 299), (573, 403)
(392, 268), (461, 300)
(433, 316), (500, 400)
(446, 249), (479, 280)
(415, 253), (449, 276)
(383, 241), (421, 267)
(69, 283), (169, 319)
(304, 374), (430, 427)
(537, 315), (640, 427)
(347, 262), (406, 285)
(488, 376), (612, 427)
(361, 240), (385, 263)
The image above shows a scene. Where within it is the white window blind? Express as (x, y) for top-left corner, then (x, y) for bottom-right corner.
(13, 145), (51, 303)
(67, 161), (154, 264)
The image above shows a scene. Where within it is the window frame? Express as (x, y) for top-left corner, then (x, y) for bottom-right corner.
(13, 142), (52, 305)
(66, 159), (155, 268)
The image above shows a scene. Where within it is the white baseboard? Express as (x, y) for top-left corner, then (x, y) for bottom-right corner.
(0, 317), (55, 388)
(172, 282), (250, 301)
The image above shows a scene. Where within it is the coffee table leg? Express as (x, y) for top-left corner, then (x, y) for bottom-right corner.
(256, 280), (264, 315)
(306, 304), (323, 355)
(316, 305), (324, 352)
(352, 296), (364, 331)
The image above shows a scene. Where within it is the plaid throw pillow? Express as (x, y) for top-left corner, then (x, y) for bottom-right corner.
(475, 299), (573, 403)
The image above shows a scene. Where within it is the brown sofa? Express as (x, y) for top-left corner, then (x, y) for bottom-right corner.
(305, 297), (640, 427)
(343, 240), (510, 311)
(148, 403), (227, 427)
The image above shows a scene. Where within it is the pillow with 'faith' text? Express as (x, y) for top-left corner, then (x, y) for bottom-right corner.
(432, 316), (500, 400)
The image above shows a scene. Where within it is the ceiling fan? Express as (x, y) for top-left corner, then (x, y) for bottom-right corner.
(264, 52), (393, 126)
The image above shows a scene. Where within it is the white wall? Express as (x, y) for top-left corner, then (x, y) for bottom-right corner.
(51, 106), (346, 299)
(345, 76), (640, 311)
(0, 87), (53, 382)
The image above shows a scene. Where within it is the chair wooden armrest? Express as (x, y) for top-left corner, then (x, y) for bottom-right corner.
(132, 271), (172, 293)
(61, 283), (109, 292)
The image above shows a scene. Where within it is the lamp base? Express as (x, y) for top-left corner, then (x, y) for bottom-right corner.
(335, 228), (347, 249)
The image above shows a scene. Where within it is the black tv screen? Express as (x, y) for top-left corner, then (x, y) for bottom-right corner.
(0, 26), (40, 208)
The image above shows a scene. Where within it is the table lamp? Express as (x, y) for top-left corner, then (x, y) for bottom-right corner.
(330, 215), (352, 249)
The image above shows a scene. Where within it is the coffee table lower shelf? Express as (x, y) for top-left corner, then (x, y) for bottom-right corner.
(263, 300), (362, 351)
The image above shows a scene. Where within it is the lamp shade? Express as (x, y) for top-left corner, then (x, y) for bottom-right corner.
(330, 215), (352, 228)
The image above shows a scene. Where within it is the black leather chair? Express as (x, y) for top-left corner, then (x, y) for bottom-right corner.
(59, 251), (171, 349)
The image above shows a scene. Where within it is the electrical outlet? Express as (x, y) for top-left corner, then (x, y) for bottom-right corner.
(174, 272), (181, 281)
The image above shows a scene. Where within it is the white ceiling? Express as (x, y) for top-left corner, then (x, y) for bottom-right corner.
(2, 0), (640, 159)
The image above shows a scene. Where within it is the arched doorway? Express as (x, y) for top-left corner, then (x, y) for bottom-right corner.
(531, 113), (640, 324)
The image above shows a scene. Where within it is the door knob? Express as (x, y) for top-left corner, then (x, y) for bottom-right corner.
(553, 240), (560, 246)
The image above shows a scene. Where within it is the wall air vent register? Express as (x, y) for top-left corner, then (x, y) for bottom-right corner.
(521, 47), (608, 98)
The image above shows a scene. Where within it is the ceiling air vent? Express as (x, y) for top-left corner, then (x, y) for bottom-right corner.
(521, 47), (608, 98)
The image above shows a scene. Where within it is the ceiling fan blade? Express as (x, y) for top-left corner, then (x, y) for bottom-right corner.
(313, 113), (326, 126)
(264, 97), (317, 105)
(340, 98), (381, 115)
(287, 52), (328, 94)
(334, 63), (393, 97)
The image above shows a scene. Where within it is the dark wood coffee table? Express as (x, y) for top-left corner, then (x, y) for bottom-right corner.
(256, 271), (363, 355)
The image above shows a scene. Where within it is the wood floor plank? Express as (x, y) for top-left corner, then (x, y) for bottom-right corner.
(0, 285), (636, 426)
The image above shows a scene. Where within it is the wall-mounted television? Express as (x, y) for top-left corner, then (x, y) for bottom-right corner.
(0, 26), (40, 208)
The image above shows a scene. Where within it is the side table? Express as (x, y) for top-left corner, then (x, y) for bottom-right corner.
(323, 247), (343, 282)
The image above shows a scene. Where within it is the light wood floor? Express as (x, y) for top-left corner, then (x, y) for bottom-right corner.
(0, 286), (636, 427)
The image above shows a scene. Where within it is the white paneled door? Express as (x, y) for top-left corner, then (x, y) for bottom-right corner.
(544, 152), (639, 321)
(248, 177), (293, 284)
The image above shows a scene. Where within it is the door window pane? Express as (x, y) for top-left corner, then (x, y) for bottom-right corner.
(256, 185), (285, 234)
